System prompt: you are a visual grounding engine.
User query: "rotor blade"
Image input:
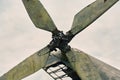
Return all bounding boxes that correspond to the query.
[68,0,119,36]
[0,46,50,80]
[65,48,102,80]
[64,48,120,80]
[22,0,58,33]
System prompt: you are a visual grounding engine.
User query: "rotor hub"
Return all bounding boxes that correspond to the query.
[48,31,71,53]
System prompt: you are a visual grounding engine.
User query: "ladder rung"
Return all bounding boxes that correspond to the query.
[44,62,73,80]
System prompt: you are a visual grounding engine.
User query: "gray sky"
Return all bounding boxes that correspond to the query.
[0,0,120,80]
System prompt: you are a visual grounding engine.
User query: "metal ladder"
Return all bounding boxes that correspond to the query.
[44,62,81,80]
[45,63,69,80]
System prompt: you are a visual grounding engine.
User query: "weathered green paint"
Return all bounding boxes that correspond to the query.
[1,48,120,80]
[0,46,50,80]
[45,49,120,80]
[45,50,120,80]
[61,48,120,80]
[65,49,102,80]
[22,0,57,32]
[0,0,119,80]
[70,0,119,36]
[90,55,120,80]
[0,76,6,80]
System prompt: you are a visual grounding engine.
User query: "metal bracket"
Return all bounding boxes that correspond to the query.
[48,31,71,53]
